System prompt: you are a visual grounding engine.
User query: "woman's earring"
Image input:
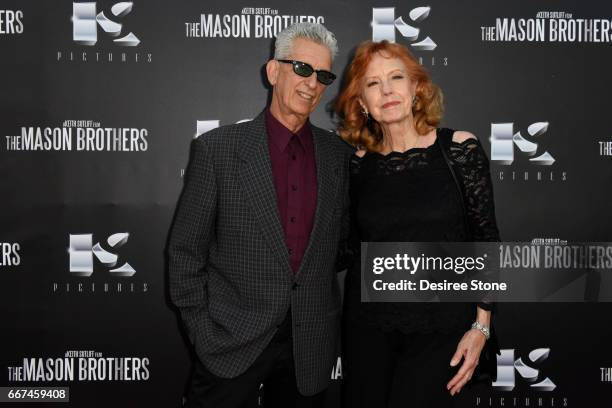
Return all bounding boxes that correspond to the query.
[361,108,369,119]
[412,96,419,108]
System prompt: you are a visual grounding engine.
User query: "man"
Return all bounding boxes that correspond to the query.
[168,22,351,407]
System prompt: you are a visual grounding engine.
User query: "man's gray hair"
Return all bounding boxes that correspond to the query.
[274,22,339,61]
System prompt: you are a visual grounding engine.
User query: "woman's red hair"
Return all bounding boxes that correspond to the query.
[334,41,444,151]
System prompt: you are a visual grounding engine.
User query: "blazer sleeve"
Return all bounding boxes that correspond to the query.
[167,136,217,341]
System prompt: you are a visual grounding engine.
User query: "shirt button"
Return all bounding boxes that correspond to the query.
[290,217,296,223]
[292,155,297,160]
[291,185,297,191]
[288,248,293,254]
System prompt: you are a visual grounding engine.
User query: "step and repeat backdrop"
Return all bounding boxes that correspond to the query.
[1,0,612,406]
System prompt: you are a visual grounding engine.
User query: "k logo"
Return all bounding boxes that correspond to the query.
[491,122,555,165]
[68,233,135,276]
[371,7,437,50]
[492,348,556,391]
[72,2,140,46]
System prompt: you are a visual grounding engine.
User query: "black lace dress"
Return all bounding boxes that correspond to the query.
[343,128,500,334]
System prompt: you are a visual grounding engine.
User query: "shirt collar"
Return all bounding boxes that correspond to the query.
[265,108,313,152]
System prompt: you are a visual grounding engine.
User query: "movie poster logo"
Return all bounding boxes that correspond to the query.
[0,9,23,35]
[481,10,612,44]
[6,351,150,382]
[0,242,21,267]
[3,120,149,153]
[475,347,569,407]
[52,232,148,295]
[56,2,151,63]
[492,348,556,391]
[371,6,447,68]
[185,7,325,39]
[69,233,135,277]
[489,122,567,182]
[73,2,139,46]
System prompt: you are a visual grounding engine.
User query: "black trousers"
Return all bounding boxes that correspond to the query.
[185,311,327,408]
[342,321,463,408]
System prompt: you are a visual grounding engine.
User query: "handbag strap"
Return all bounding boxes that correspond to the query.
[435,128,472,239]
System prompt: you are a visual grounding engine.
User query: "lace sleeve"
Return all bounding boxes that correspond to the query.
[450,139,500,312]
[450,139,501,242]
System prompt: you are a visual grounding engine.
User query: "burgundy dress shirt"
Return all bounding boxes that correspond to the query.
[265,109,318,273]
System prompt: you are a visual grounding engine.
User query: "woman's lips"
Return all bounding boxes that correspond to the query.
[382,101,400,109]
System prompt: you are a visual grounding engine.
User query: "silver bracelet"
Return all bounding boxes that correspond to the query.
[471,322,490,340]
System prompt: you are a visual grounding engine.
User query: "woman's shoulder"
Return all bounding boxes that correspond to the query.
[450,130,477,144]
[440,129,481,151]
[444,129,489,166]
[434,128,478,146]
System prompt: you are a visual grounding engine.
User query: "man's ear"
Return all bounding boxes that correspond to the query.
[266,60,279,86]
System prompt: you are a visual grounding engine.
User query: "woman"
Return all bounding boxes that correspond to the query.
[334,40,500,407]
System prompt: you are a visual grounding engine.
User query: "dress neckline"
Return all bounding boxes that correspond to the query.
[370,141,437,158]
[374,128,439,158]
[350,129,440,161]
[351,129,479,161]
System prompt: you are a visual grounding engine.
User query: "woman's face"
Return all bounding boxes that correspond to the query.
[359,54,417,126]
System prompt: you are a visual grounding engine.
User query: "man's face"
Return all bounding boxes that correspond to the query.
[267,38,332,126]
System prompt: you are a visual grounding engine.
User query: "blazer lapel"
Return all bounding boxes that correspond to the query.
[295,126,339,278]
[237,112,291,273]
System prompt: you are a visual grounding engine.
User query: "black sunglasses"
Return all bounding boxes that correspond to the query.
[277,59,336,85]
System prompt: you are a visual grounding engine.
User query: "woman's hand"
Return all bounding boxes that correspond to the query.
[446,328,486,396]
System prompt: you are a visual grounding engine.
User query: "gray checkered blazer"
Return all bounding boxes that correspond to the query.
[168,110,353,395]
